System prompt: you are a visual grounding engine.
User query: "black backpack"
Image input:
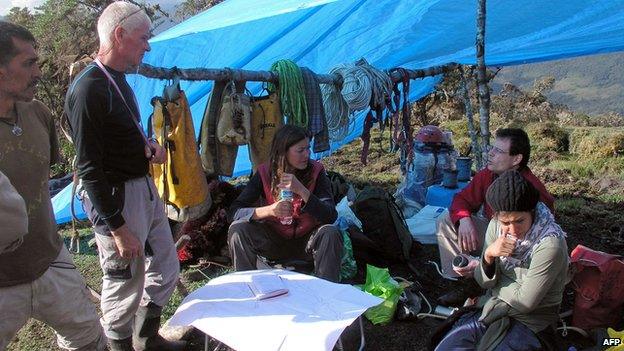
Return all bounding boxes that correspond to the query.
[351,186,414,264]
[326,170,350,203]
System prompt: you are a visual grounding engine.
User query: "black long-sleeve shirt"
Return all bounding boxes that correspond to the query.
[229,170,337,225]
[64,63,148,231]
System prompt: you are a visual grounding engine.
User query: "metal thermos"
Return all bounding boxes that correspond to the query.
[434,305,458,317]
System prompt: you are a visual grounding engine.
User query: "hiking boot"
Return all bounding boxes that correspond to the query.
[437,278,484,308]
[108,337,133,351]
[133,303,187,351]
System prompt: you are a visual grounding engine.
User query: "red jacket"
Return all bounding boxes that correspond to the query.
[449,167,555,224]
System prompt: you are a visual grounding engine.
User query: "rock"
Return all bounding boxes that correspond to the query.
[160,319,195,341]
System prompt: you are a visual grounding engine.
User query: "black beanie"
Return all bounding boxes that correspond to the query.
[486,170,540,212]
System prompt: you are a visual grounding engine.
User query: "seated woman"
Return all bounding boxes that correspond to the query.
[435,170,568,351]
[228,125,342,282]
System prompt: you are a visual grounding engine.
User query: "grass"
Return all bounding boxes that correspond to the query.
[8,122,624,350]
[555,197,587,215]
[7,226,218,351]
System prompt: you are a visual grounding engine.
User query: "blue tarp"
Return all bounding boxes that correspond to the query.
[54,0,624,224]
[52,181,86,224]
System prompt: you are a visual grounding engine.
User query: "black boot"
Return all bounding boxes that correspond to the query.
[437,278,484,308]
[108,337,133,351]
[133,303,187,351]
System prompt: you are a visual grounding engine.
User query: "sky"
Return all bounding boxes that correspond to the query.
[0,0,44,16]
[0,0,178,17]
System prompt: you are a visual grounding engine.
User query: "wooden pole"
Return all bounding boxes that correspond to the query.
[476,0,491,167]
[459,65,482,168]
[136,62,459,85]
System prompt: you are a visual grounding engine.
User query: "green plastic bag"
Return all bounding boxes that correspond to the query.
[361,264,404,325]
[340,230,357,281]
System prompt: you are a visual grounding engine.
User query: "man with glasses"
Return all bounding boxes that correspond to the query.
[64,2,183,350]
[435,128,554,306]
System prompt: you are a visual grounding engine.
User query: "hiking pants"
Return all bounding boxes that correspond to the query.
[436,210,489,278]
[435,311,542,351]
[228,221,343,282]
[85,177,179,340]
[0,245,106,350]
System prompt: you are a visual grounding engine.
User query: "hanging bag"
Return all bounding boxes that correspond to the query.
[199,81,240,177]
[249,91,283,172]
[151,88,211,222]
[217,81,252,145]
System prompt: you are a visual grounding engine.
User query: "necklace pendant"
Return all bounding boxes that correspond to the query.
[12,124,23,136]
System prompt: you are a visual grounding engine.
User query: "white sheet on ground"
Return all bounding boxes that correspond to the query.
[169,269,383,351]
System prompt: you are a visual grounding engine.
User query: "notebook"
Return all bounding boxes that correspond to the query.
[249,272,289,300]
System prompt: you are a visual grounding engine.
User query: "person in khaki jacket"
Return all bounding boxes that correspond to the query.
[434,170,567,350]
[0,21,105,350]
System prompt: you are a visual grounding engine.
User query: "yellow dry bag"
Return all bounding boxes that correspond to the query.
[151,90,211,222]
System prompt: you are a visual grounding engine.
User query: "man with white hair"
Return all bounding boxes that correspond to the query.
[64,2,183,350]
[0,21,105,350]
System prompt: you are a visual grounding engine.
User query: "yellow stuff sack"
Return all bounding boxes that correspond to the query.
[151,91,211,222]
[250,92,283,172]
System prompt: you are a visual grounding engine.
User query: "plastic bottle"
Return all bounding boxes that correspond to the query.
[279,189,293,225]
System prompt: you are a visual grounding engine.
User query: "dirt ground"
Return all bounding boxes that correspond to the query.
[9,190,622,351]
[177,193,623,351]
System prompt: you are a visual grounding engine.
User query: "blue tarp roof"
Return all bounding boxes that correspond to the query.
[54,0,624,224]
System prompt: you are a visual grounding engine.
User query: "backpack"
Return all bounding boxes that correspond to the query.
[249,92,283,172]
[570,245,624,329]
[216,81,252,145]
[150,89,212,222]
[198,80,239,177]
[351,186,414,264]
[326,171,351,204]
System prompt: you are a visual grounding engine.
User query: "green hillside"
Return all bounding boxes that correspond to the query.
[495,51,624,116]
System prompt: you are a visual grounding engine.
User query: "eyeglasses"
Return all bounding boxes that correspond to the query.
[118,8,145,27]
[486,144,509,155]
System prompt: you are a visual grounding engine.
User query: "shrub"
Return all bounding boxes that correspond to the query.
[525,122,569,153]
[569,128,624,158]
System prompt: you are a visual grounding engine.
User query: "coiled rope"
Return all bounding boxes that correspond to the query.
[268,59,308,127]
[321,69,350,141]
[355,58,393,111]
[322,59,393,141]
[333,62,372,113]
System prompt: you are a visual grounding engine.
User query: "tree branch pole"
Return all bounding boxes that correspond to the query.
[459,66,482,168]
[136,62,460,86]
[476,0,491,168]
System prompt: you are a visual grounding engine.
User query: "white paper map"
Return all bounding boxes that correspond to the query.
[249,271,289,300]
[169,269,383,351]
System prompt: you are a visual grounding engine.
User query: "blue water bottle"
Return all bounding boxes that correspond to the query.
[279,189,293,225]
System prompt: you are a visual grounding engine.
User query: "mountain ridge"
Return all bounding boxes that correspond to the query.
[495,51,624,116]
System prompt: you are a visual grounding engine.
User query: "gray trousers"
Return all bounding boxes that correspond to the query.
[85,177,179,340]
[436,210,489,278]
[228,221,343,282]
[0,245,105,350]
